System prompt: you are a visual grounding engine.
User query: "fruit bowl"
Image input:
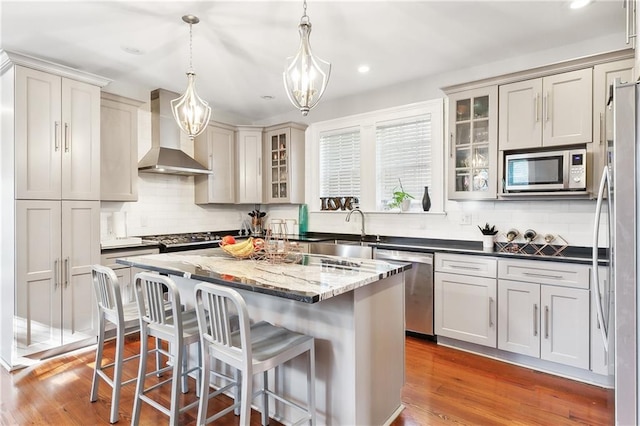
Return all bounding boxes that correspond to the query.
[220,237,256,259]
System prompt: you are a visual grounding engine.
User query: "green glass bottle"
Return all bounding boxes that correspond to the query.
[298,204,308,235]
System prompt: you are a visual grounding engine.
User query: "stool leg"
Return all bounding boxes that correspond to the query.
[196,342,210,426]
[233,369,241,416]
[195,341,202,398]
[239,368,253,426]
[132,325,149,426]
[180,344,189,394]
[90,312,105,403]
[155,337,163,377]
[308,346,316,425]
[261,371,269,426]
[169,341,182,426]
[109,321,125,423]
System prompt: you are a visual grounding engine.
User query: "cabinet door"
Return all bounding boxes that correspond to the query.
[15,66,62,200]
[540,285,589,369]
[435,272,497,347]
[591,59,634,196]
[236,129,263,204]
[498,78,543,150]
[448,86,498,200]
[15,200,62,356]
[543,68,593,147]
[100,93,140,201]
[194,124,236,204]
[61,201,100,344]
[61,78,100,200]
[497,280,540,357]
[265,128,291,203]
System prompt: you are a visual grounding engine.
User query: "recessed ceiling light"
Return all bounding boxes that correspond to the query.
[570,0,592,9]
[121,45,145,55]
[261,95,275,100]
[358,65,370,74]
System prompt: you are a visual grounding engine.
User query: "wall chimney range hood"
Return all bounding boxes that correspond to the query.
[138,88,212,175]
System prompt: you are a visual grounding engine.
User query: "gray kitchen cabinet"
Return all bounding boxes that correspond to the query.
[236,126,264,204]
[100,247,160,304]
[447,86,498,200]
[263,123,307,204]
[590,58,634,195]
[434,253,497,347]
[15,200,100,357]
[497,259,590,369]
[15,65,101,201]
[194,121,237,204]
[100,92,143,201]
[498,68,593,151]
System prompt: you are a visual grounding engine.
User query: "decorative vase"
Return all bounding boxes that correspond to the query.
[482,235,495,252]
[422,186,431,212]
[401,199,411,212]
[298,204,308,235]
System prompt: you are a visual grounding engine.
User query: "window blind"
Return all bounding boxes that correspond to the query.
[319,128,361,198]
[376,115,431,209]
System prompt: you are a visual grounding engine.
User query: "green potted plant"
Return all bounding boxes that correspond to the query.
[478,222,498,252]
[388,178,414,211]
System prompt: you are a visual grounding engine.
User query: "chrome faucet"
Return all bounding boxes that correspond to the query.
[346,207,366,239]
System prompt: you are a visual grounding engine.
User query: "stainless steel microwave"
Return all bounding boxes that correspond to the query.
[504,148,587,192]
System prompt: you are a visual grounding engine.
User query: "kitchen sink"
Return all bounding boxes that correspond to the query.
[309,241,373,259]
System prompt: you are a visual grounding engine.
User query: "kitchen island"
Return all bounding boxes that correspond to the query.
[117,248,410,425]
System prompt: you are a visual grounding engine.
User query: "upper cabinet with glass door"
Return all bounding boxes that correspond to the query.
[447,86,498,200]
[263,122,307,204]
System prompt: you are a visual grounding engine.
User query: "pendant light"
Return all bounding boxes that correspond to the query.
[171,15,211,140]
[283,0,331,116]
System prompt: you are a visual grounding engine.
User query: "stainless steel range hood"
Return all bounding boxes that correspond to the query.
[138,88,212,175]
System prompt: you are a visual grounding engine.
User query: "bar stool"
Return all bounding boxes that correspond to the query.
[90,264,165,424]
[194,281,316,426]
[131,272,202,426]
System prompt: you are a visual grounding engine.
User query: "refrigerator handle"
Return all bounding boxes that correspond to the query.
[592,165,609,350]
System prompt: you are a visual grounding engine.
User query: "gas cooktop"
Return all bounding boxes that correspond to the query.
[142,232,223,251]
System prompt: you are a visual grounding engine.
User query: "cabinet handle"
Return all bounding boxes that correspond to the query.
[208,153,213,169]
[54,258,59,290]
[533,304,538,336]
[489,297,494,328]
[599,113,605,145]
[64,122,70,152]
[534,94,539,122]
[449,264,481,271]
[544,305,550,339]
[64,257,69,288]
[54,121,60,151]
[449,133,454,158]
[522,271,563,280]
[544,92,550,122]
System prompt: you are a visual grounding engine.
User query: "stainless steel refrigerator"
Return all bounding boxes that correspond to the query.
[593,79,639,425]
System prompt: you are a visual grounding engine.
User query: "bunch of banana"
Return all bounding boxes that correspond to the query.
[221,237,255,258]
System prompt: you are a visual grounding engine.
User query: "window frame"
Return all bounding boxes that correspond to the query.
[307,99,444,213]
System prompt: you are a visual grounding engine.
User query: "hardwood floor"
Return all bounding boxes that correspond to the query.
[0,335,613,425]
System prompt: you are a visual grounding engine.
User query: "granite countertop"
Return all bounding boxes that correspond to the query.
[117,248,411,303]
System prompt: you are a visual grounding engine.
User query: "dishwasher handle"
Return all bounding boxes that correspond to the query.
[374,249,433,264]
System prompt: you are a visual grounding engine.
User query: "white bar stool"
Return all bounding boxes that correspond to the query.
[90,264,166,424]
[131,272,202,426]
[194,281,316,426]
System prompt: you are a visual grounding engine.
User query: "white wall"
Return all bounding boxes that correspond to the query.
[102,32,620,248]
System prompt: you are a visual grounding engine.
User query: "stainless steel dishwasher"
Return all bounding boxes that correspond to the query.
[374,248,434,337]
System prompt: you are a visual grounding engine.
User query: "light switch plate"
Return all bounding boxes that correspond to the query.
[460,213,472,225]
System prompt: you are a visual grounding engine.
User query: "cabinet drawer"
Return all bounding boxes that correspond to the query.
[498,259,589,290]
[100,247,159,269]
[435,253,497,278]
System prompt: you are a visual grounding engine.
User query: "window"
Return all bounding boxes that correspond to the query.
[376,115,431,210]
[319,128,361,199]
[310,99,443,213]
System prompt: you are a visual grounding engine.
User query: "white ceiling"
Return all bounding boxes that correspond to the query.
[0,0,627,122]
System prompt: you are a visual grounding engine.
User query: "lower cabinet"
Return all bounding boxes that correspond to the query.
[498,279,590,369]
[497,259,590,369]
[16,200,100,356]
[434,253,497,347]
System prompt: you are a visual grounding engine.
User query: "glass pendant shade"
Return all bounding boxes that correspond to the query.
[171,72,211,140]
[283,15,331,116]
